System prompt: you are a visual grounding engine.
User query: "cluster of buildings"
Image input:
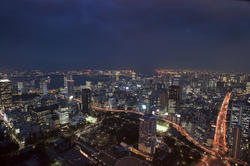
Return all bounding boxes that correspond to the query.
[0,69,250,163]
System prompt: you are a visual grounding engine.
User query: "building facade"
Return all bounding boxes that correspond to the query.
[138,113,157,156]
[0,79,12,108]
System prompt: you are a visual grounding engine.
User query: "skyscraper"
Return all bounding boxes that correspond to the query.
[40,81,48,95]
[138,113,156,156]
[0,79,12,108]
[17,82,24,95]
[246,82,250,94]
[232,125,242,159]
[67,80,74,97]
[230,102,250,139]
[168,85,180,114]
[248,120,250,163]
[159,89,168,113]
[64,74,72,88]
[82,88,91,113]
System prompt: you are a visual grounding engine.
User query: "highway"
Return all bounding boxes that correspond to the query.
[74,97,247,165]
[213,92,231,155]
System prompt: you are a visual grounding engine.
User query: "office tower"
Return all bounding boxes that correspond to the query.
[0,79,12,108]
[230,102,250,138]
[232,125,242,159]
[82,88,91,113]
[138,113,156,156]
[64,76,67,88]
[40,81,48,95]
[168,85,180,114]
[57,107,69,125]
[17,82,24,95]
[159,89,168,113]
[216,81,225,93]
[172,74,181,86]
[248,120,250,163]
[64,74,73,88]
[169,85,180,101]
[67,80,74,97]
[246,82,250,94]
[132,72,136,80]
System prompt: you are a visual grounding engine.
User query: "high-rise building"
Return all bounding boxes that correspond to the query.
[159,89,168,113]
[248,120,250,163]
[230,102,250,139]
[40,81,48,95]
[246,82,250,94]
[168,85,180,101]
[0,79,12,108]
[168,85,180,114]
[82,88,91,113]
[67,80,74,97]
[57,107,69,125]
[138,113,156,156]
[64,74,72,88]
[132,72,136,80]
[17,82,24,95]
[216,81,225,93]
[172,74,181,86]
[232,125,242,159]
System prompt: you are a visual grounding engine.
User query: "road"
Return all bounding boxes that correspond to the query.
[89,102,247,165]
[213,92,231,155]
[73,96,247,165]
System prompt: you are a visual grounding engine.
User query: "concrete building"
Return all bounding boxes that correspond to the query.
[138,113,156,156]
[82,88,91,113]
[67,80,74,97]
[57,107,69,125]
[232,125,242,159]
[0,79,12,108]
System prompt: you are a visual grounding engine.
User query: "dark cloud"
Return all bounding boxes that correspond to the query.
[0,0,250,72]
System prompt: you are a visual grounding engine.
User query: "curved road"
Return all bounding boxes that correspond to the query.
[74,98,247,165]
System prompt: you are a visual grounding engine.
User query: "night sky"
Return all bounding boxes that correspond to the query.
[1,0,250,72]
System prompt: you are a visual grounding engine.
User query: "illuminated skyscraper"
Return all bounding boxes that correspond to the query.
[168,85,180,114]
[40,81,48,95]
[248,121,250,163]
[67,80,74,97]
[82,88,91,113]
[64,74,72,88]
[159,89,168,113]
[246,82,250,94]
[138,113,156,156]
[17,82,24,95]
[132,72,136,80]
[232,125,242,159]
[230,101,250,139]
[0,79,12,108]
